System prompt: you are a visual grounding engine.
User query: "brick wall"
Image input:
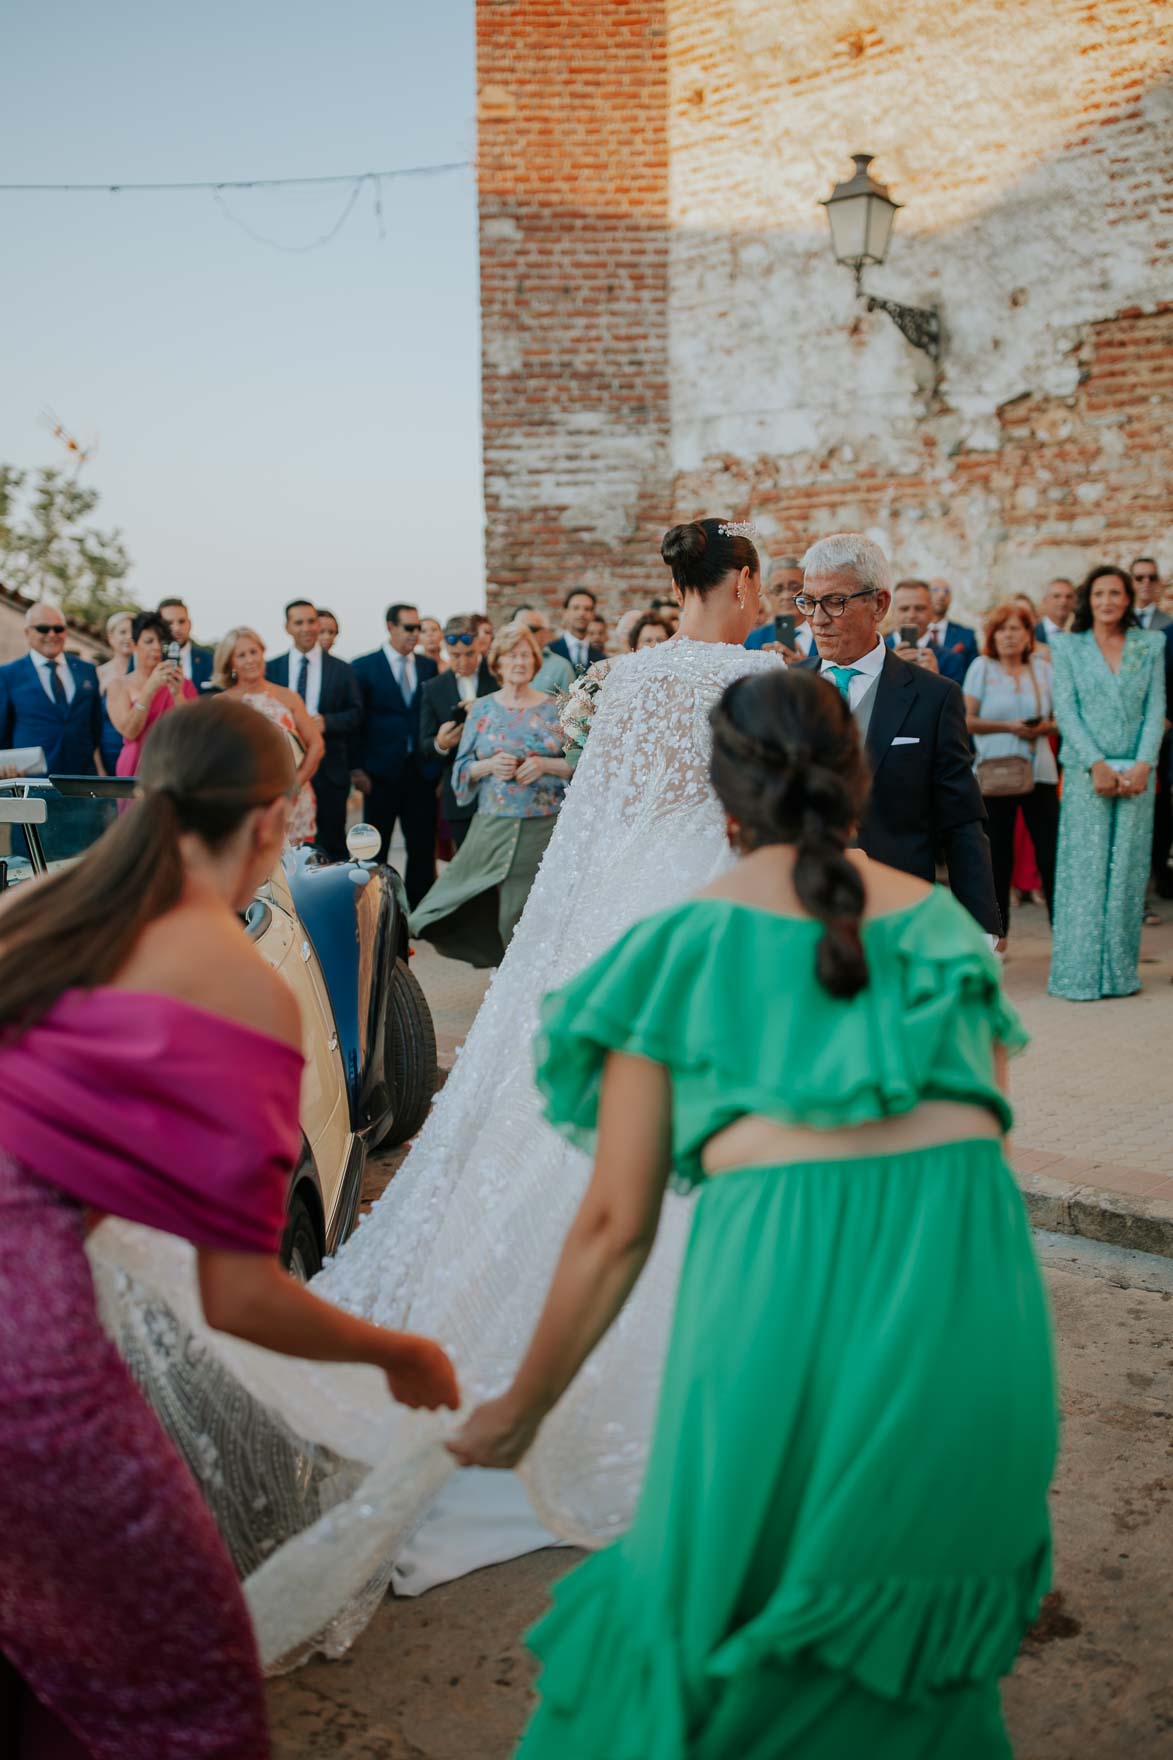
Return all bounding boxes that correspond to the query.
[477,0,672,625]
[478,0,1173,621]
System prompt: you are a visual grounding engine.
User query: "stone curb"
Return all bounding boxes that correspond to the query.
[1019,1170,1173,1261]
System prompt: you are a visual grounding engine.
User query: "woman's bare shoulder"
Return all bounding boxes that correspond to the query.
[857,858,932,918]
[265,680,302,714]
[113,904,302,1050]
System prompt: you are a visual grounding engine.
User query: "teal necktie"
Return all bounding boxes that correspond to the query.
[826,666,860,702]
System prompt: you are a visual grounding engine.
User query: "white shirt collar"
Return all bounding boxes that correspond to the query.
[1043,617,1064,639]
[456,671,479,701]
[288,645,322,676]
[821,636,886,680]
[31,649,62,672]
[563,630,587,656]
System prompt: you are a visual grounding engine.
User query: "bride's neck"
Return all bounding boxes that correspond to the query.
[678,591,743,646]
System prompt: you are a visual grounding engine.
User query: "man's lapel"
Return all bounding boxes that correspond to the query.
[865,652,917,777]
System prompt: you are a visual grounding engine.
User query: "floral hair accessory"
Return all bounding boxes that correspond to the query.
[718,520,758,541]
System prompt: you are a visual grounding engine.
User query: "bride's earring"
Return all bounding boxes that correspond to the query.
[725,814,742,850]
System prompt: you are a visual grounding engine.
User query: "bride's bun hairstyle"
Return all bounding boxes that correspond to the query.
[0,698,295,1032]
[661,519,759,596]
[709,669,871,999]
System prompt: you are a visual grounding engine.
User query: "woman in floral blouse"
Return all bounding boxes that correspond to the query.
[409,625,572,967]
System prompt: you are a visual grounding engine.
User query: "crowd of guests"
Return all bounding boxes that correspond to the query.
[1,550,1168,1003]
[0,519,1167,1756]
[742,550,1171,1001]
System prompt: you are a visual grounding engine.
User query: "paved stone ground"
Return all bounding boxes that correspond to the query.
[270,897,1173,1757]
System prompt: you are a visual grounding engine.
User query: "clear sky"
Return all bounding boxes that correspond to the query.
[1,0,482,658]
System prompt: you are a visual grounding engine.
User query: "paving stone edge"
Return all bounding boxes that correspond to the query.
[1019,1172,1173,1261]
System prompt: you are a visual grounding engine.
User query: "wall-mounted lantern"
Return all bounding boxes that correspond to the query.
[821,154,941,362]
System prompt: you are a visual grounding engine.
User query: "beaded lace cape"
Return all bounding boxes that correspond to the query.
[89,636,783,1670]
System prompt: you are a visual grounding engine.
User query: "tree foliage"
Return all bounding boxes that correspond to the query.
[0,465,137,627]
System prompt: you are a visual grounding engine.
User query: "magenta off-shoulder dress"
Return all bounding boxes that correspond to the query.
[0,989,302,1760]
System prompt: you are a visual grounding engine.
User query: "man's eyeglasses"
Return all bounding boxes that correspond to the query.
[396,621,421,635]
[445,632,476,647]
[1133,572,1158,583]
[31,624,67,635]
[794,589,876,619]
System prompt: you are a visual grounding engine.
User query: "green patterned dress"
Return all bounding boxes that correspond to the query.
[1048,628,1166,1000]
[520,888,1057,1760]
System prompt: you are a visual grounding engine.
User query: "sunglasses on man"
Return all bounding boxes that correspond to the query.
[445,632,476,646]
[1133,571,1158,583]
[31,624,67,635]
[396,621,421,635]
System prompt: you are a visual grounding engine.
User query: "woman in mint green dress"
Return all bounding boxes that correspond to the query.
[451,667,1057,1759]
[1048,565,1167,1001]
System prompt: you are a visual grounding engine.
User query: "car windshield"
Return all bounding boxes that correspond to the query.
[0,780,133,887]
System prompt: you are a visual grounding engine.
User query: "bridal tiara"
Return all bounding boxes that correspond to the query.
[718,519,759,541]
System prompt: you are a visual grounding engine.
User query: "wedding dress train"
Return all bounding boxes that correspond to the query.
[90,636,781,1669]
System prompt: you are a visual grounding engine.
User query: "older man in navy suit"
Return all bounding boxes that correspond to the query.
[351,602,439,906]
[796,538,1000,938]
[0,602,102,774]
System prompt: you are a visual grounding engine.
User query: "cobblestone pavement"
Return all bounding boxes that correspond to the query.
[270,899,1173,1757]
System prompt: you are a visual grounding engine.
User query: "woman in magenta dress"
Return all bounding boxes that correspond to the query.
[0,698,457,1759]
[106,611,199,776]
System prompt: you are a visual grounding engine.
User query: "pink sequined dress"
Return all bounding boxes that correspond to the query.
[0,990,302,1759]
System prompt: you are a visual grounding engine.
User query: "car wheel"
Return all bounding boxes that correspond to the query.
[383,956,438,1147]
[283,1193,323,1284]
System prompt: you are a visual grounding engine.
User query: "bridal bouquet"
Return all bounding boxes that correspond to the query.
[559,658,613,761]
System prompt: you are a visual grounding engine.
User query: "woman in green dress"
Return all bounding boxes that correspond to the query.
[410,624,573,967]
[450,667,1057,1759]
[1048,565,1167,1001]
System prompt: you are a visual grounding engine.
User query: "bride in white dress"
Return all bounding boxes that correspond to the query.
[90,519,783,1669]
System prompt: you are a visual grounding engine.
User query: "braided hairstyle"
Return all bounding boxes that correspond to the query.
[709,669,871,998]
[661,519,759,596]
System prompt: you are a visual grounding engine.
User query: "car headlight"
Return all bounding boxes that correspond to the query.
[346,822,381,862]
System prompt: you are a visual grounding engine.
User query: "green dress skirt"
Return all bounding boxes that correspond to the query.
[410,812,558,968]
[520,891,1058,1758]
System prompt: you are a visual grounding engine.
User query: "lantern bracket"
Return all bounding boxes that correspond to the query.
[862,291,941,362]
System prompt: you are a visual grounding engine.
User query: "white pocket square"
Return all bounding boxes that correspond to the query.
[891,736,920,746]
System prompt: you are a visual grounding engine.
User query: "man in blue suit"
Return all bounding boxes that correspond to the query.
[158,596,215,692]
[266,599,363,862]
[548,589,607,675]
[928,580,981,676]
[886,579,975,685]
[0,602,102,774]
[351,602,439,907]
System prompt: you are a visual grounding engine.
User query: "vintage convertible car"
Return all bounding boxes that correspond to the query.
[0,778,437,1277]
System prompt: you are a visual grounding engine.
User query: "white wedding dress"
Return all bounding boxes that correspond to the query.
[90,636,781,1670]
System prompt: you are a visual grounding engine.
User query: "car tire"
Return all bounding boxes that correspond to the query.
[283,1193,323,1283]
[383,956,438,1147]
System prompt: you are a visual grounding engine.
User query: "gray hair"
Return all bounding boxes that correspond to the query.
[24,601,65,627]
[802,534,892,597]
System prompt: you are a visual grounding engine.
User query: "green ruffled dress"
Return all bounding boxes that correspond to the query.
[521,887,1057,1760]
